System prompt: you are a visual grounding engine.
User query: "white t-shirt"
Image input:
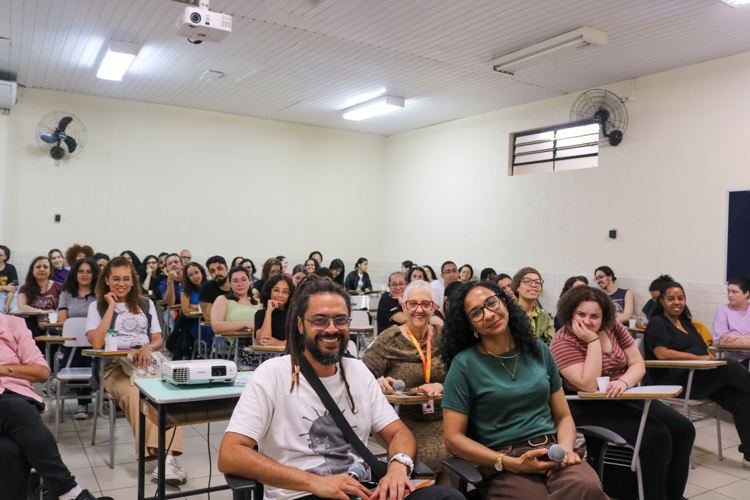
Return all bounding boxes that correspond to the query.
[225,355,399,500]
[431,280,445,308]
[357,272,364,291]
[85,300,160,349]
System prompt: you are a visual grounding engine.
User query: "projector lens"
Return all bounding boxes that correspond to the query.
[190,12,202,24]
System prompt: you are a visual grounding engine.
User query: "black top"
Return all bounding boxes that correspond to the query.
[254,308,287,341]
[644,314,708,383]
[376,292,402,335]
[198,280,229,305]
[252,279,266,293]
[143,273,165,300]
[344,271,371,292]
[0,263,18,288]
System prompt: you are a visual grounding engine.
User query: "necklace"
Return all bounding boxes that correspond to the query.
[483,345,519,381]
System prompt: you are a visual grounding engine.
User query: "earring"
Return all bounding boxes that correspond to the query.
[474,331,479,338]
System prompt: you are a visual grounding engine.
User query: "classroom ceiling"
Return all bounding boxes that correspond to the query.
[2,0,750,136]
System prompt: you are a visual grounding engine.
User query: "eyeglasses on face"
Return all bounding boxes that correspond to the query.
[271,288,290,296]
[404,300,435,312]
[595,275,606,282]
[467,294,505,322]
[389,281,407,288]
[303,316,351,330]
[444,269,458,275]
[521,277,544,287]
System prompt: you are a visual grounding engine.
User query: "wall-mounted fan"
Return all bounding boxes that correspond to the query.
[35,112,87,160]
[570,89,628,146]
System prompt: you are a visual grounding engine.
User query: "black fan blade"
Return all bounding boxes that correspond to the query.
[63,136,77,153]
[40,132,59,144]
[606,130,623,147]
[58,116,73,132]
[50,145,65,159]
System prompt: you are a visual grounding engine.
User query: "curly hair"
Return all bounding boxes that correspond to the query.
[651,282,691,322]
[63,258,100,295]
[259,274,295,309]
[261,258,282,281]
[284,275,356,412]
[120,251,142,274]
[440,281,540,369]
[555,285,616,331]
[96,257,142,316]
[65,244,94,267]
[182,262,207,297]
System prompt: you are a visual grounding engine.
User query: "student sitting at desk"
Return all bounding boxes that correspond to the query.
[211,266,259,360]
[712,276,750,361]
[198,256,231,320]
[160,253,184,307]
[139,255,162,299]
[255,274,294,347]
[182,262,213,350]
[18,256,63,336]
[252,258,282,300]
[0,244,18,314]
[86,257,188,485]
[49,248,69,284]
[344,257,371,293]
[645,281,750,468]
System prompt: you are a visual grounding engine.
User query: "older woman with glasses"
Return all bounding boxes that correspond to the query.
[511,267,554,345]
[441,281,607,500]
[376,272,408,334]
[363,280,448,480]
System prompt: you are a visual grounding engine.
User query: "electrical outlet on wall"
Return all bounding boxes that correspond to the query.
[54,214,61,223]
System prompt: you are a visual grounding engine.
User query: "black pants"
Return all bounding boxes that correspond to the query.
[569,399,695,500]
[298,484,463,500]
[59,346,93,405]
[684,358,750,459]
[0,391,78,500]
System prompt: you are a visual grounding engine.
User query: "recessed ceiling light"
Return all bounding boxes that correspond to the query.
[343,88,386,108]
[342,95,405,121]
[721,0,750,6]
[97,41,139,81]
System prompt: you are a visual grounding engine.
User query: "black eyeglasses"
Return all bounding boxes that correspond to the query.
[521,277,544,287]
[467,294,505,322]
[303,316,352,330]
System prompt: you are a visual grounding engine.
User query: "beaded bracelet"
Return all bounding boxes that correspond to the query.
[586,338,600,345]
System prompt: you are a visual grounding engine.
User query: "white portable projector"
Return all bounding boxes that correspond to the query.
[162,360,237,385]
[175,6,232,43]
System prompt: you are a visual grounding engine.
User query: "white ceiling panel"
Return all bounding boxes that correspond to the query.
[2,0,750,135]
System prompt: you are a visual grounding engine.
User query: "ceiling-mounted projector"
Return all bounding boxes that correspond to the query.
[175,5,232,43]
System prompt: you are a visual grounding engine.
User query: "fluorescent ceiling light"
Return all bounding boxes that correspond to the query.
[721,0,750,6]
[97,41,139,81]
[492,26,607,75]
[343,95,405,121]
[344,88,386,108]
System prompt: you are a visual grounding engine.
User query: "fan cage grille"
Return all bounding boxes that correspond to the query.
[35,111,87,160]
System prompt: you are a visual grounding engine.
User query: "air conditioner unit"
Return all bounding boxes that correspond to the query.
[0,81,17,109]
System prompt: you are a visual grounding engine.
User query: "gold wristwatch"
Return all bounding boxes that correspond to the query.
[494,453,506,472]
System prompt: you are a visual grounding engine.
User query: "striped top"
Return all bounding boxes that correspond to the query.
[550,322,635,392]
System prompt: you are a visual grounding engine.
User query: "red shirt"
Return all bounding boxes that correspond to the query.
[0,313,49,402]
[550,321,635,392]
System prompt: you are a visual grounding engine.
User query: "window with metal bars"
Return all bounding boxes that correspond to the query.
[511,122,599,175]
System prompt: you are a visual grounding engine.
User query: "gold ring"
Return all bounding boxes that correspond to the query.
[562,456,570,465]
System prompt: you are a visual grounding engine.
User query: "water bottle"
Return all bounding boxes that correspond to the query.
[105,329,118,352]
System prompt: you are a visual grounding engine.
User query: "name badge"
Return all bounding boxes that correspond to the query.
[422,399,434,414]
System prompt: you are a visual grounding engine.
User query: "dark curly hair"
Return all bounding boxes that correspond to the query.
[259,274,295,309]
[651,282,690,322]
[62,258,100,295]
[65,244,94,267]
[440,281,540,369]
[556,285,616,331]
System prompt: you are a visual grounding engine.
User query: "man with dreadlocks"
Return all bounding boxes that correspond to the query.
[219,275,462,500]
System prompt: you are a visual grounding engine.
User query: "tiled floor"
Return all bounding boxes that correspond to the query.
[38,396,750,500]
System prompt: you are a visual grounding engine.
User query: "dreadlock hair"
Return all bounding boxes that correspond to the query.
[284,274,357,413]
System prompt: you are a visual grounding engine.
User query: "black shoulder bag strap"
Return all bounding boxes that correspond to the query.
[297,354,388,481]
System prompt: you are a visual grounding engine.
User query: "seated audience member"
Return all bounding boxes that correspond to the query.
[57,258,99,420]
[0,244,18,314]
[432,261,457,309]
[407,266,427,283]
[240,258,259,286]
[595,266,634,325]
[401,260,414,275]
[494,273,515,300]
[181,262,213,350]
[160,253,184,307]
[345,257,372,293]
[291,264,306,286]
[424,265,438,285]
[713,276,750,361]
[363,280,448,479]
[230,256,245,269]
[49,248,69,283]
[276,255,290,277]
[308,250,323,266]
[219,276,461,500]
[480,268,497,282]
[198,256,230,320]
[637,274,674,329]
[377,272,407,334]
[436,281,463,322]
[314,267,333,279]
[329,258,345,287]
[252,258,282,300]
[65,244,94,267]
[440,281,608,500]
[645,281,750,467]
[211,266,259,356]
[94,253,110,270]
[86,257,188,484]
[553,276,589,330]
[139,254,162,298]
[304,258,320,276]
[18,256,63,336]
[180,249,192,267]
[120,251,142,276]
[511,267,554,345]
[0,313,98,500]
[458,264,474,284]
[255,275,295,347]
[551,286,693,500]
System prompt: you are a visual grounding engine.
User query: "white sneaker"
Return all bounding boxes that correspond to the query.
[74,404,88,420]
[152,456,188,486]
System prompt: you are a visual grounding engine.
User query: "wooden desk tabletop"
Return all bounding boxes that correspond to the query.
[167,305,181,310]
[39,322,64,327]
[645,360,727,368]
[34,336,75,342]
[215,331,254,337]
[243,345,285,353]
[387,393,443,403]
[578,385,683,399]
[711,344,750,351]
[350,327,374,332]
[82,349,140,356]
[9,311,48,316]
[627,327,645,333]
[184,312,204,318]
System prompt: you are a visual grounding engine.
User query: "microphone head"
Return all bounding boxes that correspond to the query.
[547,444,567,463]
[347,463,366,481]
[393,379,405,392]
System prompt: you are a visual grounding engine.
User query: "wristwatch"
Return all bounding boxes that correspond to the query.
[494,453,506,472]
[388,453,414,476]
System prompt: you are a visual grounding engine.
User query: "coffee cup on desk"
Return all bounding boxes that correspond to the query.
[628,318,636,328]
[48,312,58,323]
[596,377,610,393]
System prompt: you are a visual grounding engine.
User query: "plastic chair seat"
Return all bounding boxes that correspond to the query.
[57,367,93,381]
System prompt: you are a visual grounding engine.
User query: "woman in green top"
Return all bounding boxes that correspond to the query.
[210,266,259,358]
[512,267,554,345]
[440,281,608,500]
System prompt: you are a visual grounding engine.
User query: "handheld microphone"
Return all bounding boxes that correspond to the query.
[541,444,567,462]
[347,463,366,481]
[392,379,405,392]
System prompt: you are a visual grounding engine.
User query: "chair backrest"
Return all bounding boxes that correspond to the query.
[371,283,387,292]
[351,295,368,310]
[350,310,371,328]
[692,321,712,346]
[635,337,645,358]
[63,318,92,348]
